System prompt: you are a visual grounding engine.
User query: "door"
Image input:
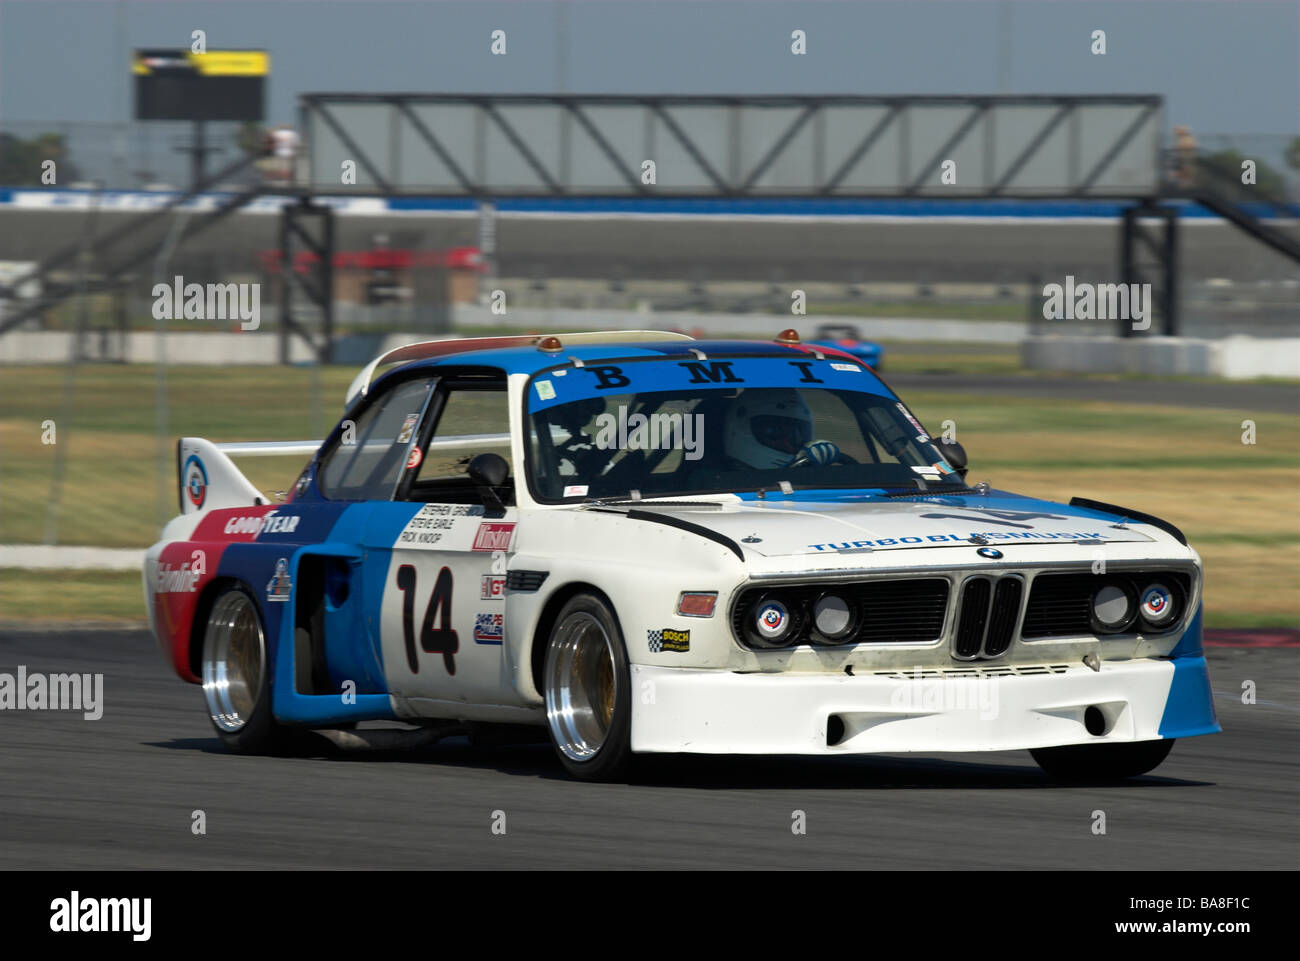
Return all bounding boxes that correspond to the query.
[370,377,518,709]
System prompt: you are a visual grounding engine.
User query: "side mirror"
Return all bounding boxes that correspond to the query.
[467,453,510,515]
[938,439,968,480]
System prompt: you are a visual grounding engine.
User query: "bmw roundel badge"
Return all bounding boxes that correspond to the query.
[976,547,1003,559]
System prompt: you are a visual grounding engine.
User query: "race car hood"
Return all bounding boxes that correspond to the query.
[612,489,1158,557]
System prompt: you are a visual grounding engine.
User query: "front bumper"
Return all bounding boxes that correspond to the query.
[630,656,1218,755]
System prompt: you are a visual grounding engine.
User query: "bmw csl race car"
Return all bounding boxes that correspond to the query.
[144,330,1217,782]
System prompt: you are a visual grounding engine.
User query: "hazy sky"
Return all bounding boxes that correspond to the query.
[0,0,1295,135]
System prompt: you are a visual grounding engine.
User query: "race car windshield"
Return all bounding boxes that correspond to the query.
[526,358,960,501]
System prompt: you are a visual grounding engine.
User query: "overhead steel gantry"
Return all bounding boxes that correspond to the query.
[295,92,1179,339]
[298,93,1164,198]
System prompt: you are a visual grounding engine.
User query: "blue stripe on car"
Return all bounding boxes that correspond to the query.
[1158,606,1220,738]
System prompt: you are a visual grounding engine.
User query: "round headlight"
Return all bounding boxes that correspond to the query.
[746,597,797,648]
[1091,581,1137,634]
[811,593,856,644]
[1139,582,1178,629]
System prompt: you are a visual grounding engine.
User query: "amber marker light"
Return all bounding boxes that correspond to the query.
[677,592,718,617]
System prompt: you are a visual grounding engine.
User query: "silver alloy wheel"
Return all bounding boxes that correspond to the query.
[545,611,617,762]
[202,590,267,733]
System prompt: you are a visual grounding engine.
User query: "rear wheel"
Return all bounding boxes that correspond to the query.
[200,584,285,754]
[1031,739,1175,782]
[542,593,633,782]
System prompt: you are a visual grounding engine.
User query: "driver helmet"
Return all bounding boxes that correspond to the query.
[724,388,814,469]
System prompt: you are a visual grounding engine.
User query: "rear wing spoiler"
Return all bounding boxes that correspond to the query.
[177,437,320,515]
[176,433,512,515]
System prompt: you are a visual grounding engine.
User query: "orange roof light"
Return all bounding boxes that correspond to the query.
[537,336,564,353]
[775,328,801,345]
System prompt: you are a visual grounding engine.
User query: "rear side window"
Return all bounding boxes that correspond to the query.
[319,377,434,500]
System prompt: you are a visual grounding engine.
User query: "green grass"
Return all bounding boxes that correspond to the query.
[0,569,145,622]
[0,365,354,549]
[903,391,1300,628]
[1,363,1296,629]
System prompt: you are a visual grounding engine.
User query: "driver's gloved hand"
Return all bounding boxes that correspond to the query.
[790,440,840,466]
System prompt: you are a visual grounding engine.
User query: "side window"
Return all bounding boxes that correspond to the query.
[408,386,512,502]
[319,377,434,501]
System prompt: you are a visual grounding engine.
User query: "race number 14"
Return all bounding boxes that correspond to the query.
[395,565,459,675]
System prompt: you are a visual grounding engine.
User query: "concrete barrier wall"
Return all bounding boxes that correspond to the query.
[0,331,318,365]
[450,305,1029,343]
[1022,335,1300,380]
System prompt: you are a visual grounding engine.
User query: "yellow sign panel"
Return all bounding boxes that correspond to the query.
[131,50,269,76]
[189,51,270,76]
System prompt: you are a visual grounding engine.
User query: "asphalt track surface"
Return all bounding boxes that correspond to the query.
[0,628,1294,870]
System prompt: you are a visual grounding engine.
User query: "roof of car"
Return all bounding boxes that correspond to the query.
[361,336,875,401]
[399,338,861,375]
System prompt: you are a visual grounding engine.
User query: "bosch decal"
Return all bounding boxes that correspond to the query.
[647,628,690,653]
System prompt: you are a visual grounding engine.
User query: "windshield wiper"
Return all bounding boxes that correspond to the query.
[881,482,984,498]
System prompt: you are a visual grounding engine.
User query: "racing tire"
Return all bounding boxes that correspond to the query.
[542,593,634,782]
[1030,738,1175,782]
[200,584,287,754]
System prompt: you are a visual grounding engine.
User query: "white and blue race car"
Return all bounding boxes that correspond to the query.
[144,330,1217,781]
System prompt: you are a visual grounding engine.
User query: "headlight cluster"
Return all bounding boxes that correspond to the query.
[741,591,859,649]
[1089,577,1183,635]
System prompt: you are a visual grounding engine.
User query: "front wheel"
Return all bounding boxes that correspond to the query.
[1030,739,1175,782]
[542,593,633,782]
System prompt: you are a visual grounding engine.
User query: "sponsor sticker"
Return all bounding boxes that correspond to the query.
[534,380,556,401]
[224,512,300,536]
[480,574,506,600]
[933,460,955,474]
[474,612,504,644]
[807,530,1109,551]
[911,465,941,477]
[405,446,423,470]
[895,402,930,442]
[266,557,292,602]
[156,561,201,593]
[830,362,860,372]
[472,522,516,552]
[563,484,589,497]
[647,628,690,653]
[396,412,420,445]
[183,454,208,509]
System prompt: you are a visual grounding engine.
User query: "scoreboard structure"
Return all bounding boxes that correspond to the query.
[132,49,268,122]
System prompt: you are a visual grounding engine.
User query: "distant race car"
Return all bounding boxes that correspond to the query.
[144,329,1216,782]
[806,324,883,369]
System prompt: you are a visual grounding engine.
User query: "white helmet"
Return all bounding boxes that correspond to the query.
[724,389,814,469]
